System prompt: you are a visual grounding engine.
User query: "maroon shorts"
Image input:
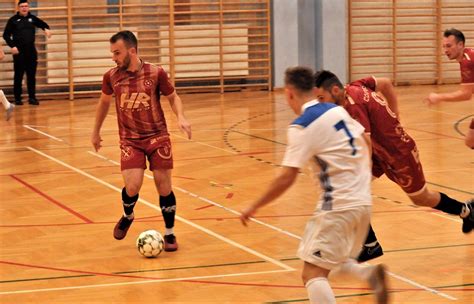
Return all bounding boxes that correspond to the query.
[372,146,426,195]
[120,135,173,171]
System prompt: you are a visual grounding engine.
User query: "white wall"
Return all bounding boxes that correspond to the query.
[272,0,299,87]
[317,0,348,83]
[272,0,348,87]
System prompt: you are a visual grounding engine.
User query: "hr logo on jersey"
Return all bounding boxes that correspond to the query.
[120,93,151,111]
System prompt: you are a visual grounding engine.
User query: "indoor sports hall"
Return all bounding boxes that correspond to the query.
[0,1,472,303]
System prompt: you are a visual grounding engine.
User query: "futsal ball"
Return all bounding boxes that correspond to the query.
[136,230,164,258]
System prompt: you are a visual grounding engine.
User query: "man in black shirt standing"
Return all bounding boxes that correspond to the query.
[3,0,51,105]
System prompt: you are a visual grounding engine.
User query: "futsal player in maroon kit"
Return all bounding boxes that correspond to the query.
[91,31,191,251]
[466,119,474,149]
[426,28,474,104]
[314,70,474,262]
[425,28,474,149]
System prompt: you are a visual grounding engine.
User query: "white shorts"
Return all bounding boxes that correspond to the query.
[297,206,371,270]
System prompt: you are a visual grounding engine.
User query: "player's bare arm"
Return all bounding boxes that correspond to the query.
[91,92,112,152]
[425,84,473,105]
[466,119,474,149]
[375,77,400,118]
[240,166,299,226]
[166,91,192,139]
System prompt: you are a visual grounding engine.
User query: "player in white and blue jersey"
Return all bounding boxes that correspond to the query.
[240,67,388,304]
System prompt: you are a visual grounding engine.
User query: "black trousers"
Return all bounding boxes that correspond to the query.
[13,47,38,102]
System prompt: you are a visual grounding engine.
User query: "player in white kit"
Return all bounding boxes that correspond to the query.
[240,67,388,304]
[0,44,14,121]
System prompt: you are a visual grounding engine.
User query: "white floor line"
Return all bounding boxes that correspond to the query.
[23,125,64,142]
[24,125,288,132]
[373,194,465,224]
[27,146,294,273]
[87,151,120,165]
[172,184,303,240]
[0,269,292,296]
[431,212,462,223]
[171,132,238,155]
[84,152,459,301]
[387,271,457,301]
[87,150,302,240]
[22,119,464,302]
[25,124,117,132]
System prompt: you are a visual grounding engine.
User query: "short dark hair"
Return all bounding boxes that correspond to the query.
[314,70,343,90]
[284,66,315,93]
[443,28,465,44]
[110,30,138,51]
[18,0,28,5]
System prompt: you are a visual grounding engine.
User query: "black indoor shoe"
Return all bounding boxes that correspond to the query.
[28,98,39,105]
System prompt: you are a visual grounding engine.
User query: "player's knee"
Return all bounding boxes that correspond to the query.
[125,184,141,197]
[301,262,328,285]
[301,270,322,285]
[157,183,172,196]
[301,271,312,285]
[154,171,172,195]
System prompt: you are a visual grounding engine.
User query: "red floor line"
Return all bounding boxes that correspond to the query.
[3,260,470,293]
[0,218,162,228]
[173,176,197,180]
[9,174,94,224]
[0,165,115,177]
[177,154,239,162]
[195,204,215,211]
[183,279,474,292]
[0,209,438,228]
[0,260,162,281]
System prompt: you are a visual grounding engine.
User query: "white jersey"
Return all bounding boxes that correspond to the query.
[282,100,371,211]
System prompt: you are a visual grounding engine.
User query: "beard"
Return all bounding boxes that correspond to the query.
[331,92,344,105]
[118,54,131,70]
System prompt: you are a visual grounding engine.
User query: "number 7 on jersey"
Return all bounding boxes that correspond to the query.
[334,120,356,155]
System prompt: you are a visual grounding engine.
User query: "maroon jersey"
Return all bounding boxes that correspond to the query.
[344,77,416,162]
[344,77,426,193]
[102,61,175,140]
[460,48,474,84]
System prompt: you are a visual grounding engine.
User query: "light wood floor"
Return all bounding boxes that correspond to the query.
[0,85,472,303]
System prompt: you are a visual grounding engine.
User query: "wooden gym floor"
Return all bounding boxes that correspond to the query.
[0,85,472,303]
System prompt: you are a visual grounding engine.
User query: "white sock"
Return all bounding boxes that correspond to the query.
[0,90,10,110]
[123,212,134,220]
[338,259,373,281]
[365,240,378,247]
[305,277,336,304]
[460,204,471,218]
[165,227,174,235]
